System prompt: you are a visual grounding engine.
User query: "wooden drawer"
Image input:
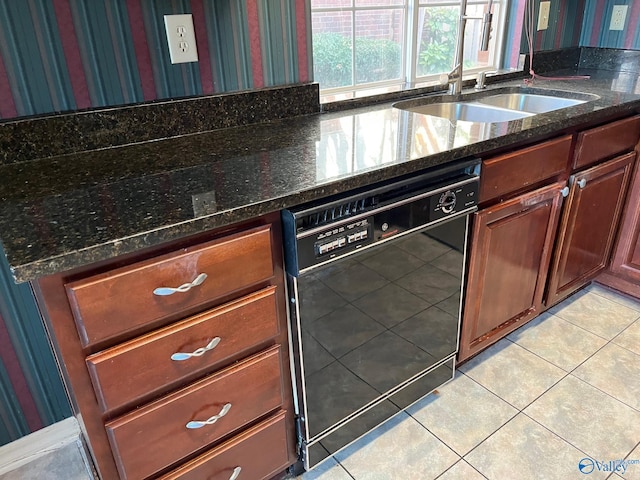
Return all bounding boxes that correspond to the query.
[573,115,640,169]
[480,135,572,203]
[160,411,290,480]
[105,345,283,480]
[66,225,274,347]
[86,286,280,414]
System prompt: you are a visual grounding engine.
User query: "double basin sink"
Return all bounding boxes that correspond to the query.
[394,86,600,123]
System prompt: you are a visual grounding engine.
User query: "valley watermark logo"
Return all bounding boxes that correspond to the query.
[578,457,640,475]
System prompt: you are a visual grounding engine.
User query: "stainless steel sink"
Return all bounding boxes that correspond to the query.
[399,101,533,123]
[393,87,600,123]
[475,93,587,113]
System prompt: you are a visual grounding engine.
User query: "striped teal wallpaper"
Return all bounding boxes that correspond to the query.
[581,0,640,49]
[0,0,311,119]
[503,0,585,68]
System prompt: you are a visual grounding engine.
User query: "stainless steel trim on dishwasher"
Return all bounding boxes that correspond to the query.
[282,158,480,470]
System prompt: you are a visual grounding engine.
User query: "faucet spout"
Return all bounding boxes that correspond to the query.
[445,0,493,96]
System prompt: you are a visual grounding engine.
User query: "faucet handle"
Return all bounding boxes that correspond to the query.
[439,73,451,85]
[474,71,497,90]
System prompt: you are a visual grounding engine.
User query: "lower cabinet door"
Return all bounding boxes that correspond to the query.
[105,346,283,479]
[159,411,290,480]
[599,155,640,298]
[546,152,636,306]
[459,182,565,362]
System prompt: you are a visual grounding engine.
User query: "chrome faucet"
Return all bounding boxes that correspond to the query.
[441,0,494,95]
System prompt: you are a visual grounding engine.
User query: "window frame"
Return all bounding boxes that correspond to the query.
[310,0,508,101]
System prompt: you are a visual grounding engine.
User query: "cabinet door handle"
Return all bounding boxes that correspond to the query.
[171,337,221,361]
[577,178,587,189]
[229,467,242,480]
[153,273,208,296]
[560,186,570,197]
[186,403,232,429]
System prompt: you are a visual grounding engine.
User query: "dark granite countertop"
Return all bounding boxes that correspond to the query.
[2,68,640,282]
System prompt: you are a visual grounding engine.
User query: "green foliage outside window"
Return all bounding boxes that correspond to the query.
[312,8,465,89]
[312,33,401,88]
[417,7,459,75]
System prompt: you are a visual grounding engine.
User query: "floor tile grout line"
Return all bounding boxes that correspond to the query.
[433,458,489,480]
[519,410,607,467]
[508,323,610,374]
[460,339,572,412]
[507,328,640,414]
[566,371,640,415]
[545,310,617,342]
[588,283,640,312]
[522,405,640,473]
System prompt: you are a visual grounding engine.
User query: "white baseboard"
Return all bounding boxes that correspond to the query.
[0,417,81,475]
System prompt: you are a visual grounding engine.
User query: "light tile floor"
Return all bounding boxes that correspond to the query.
[299,283,640,480]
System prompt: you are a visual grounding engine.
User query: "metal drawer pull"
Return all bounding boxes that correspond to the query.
[560,186,570,197]
[171,337,221,361]
[229,467,242,480]
[577,178,587,189]
[153,273,208,296]
[186,403,232,429]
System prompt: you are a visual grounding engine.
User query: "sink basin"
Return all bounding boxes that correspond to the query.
[476,93,587,113]
[393,87,600,123]
[399,102,533,123]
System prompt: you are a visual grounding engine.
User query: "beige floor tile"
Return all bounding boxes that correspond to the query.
[587,283,640,312]
[507,312,607,371]
[465,414,608,480]
[436,460,486,480]
[613,319,640,357]
[298,457,353,480]
[407,373,517,456]
[623,443,640,478]
[549,291,640,340]
[524,375,640,461]
[458,340,565,409]
[573,343,640,412]
[334,412,458,480]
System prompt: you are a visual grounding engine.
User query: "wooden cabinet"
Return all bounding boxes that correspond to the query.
[546,152,635,306]
[460,116,640,363]
[459,182,565,362]
[599,149,640,298]
[32,212,296,480]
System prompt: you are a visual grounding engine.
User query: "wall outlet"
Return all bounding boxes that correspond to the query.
[537,1,551,30]
[164,14,199,64]
[610,5,628,31]
[192,191,217,217]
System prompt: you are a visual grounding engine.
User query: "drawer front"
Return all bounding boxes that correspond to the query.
[573,115,640,169]
[66,225,274,347]
[480,135,572,203]
[105,345,283,480]
[160,411,290,480]
[87,287,280,414]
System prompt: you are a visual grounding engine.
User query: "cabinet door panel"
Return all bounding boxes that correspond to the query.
[599,155,640,297]
[546,152,635,306]
[459,183,564,362]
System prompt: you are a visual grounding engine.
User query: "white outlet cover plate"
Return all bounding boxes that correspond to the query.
[164,14,199,64]
[537,1,550,31]
[610,5,628,31]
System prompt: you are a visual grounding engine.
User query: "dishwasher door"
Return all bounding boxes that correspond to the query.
[288,215,469,469]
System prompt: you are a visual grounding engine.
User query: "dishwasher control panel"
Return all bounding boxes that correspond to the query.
[281,158,480,276]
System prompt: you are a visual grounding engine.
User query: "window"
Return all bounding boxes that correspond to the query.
[311,0,506,102]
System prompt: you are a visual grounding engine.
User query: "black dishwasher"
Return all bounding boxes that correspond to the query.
[282,158,480,470]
